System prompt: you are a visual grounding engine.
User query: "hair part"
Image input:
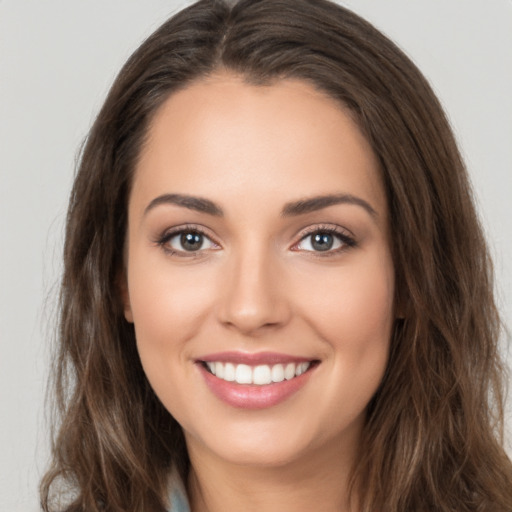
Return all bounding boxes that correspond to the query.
[41,1,512,511]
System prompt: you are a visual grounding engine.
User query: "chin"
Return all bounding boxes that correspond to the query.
[183,408,362,471]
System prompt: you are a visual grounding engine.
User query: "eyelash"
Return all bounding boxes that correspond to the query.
[292,225,357,256]
[155,224,217,257]
[155,224,357,257]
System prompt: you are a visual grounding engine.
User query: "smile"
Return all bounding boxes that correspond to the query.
[196,352,319,409]
[203,361,312,385]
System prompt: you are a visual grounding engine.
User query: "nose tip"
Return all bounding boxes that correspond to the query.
[216,255,290,335]
[220,299,284,335]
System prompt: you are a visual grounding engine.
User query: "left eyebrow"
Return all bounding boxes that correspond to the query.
[281,193,377,218]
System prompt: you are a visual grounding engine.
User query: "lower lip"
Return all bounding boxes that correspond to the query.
[198,363,315,409]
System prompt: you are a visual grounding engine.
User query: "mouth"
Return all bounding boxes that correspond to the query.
[196,352,320,409]
[201,360,315,385]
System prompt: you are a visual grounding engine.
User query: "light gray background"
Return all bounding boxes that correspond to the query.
[1,1,511,510]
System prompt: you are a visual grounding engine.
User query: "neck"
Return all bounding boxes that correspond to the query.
[186,435,360,512]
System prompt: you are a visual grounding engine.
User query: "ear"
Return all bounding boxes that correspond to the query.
[117,270,134,323]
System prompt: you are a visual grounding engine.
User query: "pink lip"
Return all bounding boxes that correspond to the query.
[196,356,318,410]
[197,351,313,365]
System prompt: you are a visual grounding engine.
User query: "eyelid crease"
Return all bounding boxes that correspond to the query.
[153,224,221,256]
[153,223,357,257]
[291,224,358,254]
[296,223,355,239]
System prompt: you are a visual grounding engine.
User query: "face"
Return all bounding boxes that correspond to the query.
[123,73,395,470]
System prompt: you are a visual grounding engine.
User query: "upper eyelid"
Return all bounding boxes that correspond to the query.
[156,226,220,258]
[294,223,355,240]
[291,224,357,252]
[160,224,216,240]
[155,224,221,250]
[155,223,355,250]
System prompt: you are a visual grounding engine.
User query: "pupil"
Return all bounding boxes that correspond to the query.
[181,232,203,251]
[312,233,333,251]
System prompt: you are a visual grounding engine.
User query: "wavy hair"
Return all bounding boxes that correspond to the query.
[41,0,512,510]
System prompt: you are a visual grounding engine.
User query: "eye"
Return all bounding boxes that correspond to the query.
[158,227,218,255]
[294,227,356,253]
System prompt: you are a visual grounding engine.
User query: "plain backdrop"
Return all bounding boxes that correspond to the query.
[1,1,511,510]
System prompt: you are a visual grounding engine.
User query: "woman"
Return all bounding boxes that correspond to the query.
[40,0,512,510]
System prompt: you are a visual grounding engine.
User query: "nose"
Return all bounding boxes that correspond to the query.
[216,245,291,336]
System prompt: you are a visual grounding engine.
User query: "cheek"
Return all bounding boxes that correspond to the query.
[126,257,219,413]
[299,258,394,429]
[297,256,395,347]
[127,256,216,347]
[294,252,394,401]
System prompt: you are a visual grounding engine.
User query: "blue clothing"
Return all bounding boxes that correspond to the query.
[167,473,191,512]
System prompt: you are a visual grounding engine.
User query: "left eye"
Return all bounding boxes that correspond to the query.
[164,230,216,253]
[295,231,350,252]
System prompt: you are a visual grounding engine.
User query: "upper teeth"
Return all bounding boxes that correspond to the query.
[205,362,311,385]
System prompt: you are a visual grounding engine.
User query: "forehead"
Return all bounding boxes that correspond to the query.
[132,73,386,221]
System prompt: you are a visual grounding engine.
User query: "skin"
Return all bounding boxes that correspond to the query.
[122,72,396,512]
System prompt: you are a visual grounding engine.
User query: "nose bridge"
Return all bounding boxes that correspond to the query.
[217,237,289,334]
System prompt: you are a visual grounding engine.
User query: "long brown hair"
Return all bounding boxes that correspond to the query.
[41,0,512,510]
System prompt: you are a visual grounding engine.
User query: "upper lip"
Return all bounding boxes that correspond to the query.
[196,351,316,366]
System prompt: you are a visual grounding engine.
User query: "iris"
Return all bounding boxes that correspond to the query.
[311,233,334,251]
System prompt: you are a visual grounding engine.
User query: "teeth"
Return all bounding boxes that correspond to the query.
[284,363,296,380]
[271,364,285,383]
[224,363,235,381]
[204,361,312,385]
[295,362,309,376]
[253,365,272,385]
[235,364,252,384]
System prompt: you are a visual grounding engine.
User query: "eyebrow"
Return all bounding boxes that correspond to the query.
[143,192,377,218]
[144,194,224,217]
[281,194,377,217]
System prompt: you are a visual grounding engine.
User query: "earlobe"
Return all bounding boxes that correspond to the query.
[395,304,406,321]
[117,271,134,323]
[124,301,134,324]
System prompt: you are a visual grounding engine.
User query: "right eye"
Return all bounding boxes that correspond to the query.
[158,228,218,255]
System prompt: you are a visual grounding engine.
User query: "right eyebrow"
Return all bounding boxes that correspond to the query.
[143,193,224,217]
